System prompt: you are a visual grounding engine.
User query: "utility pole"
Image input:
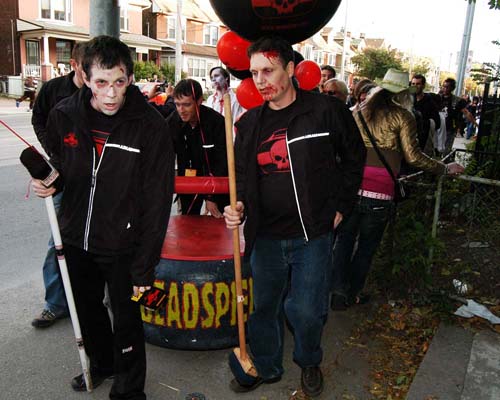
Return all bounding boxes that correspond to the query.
[90,0,120,38]
[456,0,475,96]
[340,0,348,81]
[175,0,183,84]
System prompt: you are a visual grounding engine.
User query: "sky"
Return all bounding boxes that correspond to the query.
[328,0,500,71]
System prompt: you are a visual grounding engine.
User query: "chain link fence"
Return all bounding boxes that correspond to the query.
[433,173,500,261]
[373,169,500,299]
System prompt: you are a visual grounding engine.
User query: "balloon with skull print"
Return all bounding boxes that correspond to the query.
[209,0,341,45]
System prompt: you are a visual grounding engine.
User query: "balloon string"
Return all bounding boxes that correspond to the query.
[0,119,39,151]
[24,178,32,200]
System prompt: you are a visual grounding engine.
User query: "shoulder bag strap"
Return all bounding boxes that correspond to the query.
[357,111,405,197]
[357,112,397,183]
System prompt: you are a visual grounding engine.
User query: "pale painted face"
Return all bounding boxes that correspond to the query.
[84,63,132,116]
[174,94,203,126]
[210,69,228,91]
[249,52,294,108]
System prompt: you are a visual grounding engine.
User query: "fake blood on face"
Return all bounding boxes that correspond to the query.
[262,51,280,63]
[260,85,278,101]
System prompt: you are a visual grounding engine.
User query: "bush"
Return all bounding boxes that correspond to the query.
[133,61,161,81]
[159,63,187,85]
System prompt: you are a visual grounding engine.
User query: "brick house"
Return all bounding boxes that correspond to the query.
[144,0,228,91]
[0,0,167,86]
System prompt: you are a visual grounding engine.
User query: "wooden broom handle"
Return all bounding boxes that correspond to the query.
[223,93,248,360]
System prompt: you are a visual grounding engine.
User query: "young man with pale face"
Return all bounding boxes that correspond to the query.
[30,35,174,398]
[223,36,366,398]
[206,66,245,123]
[85,64,133,116]
[250,51,295,108]
[210,67,229,91]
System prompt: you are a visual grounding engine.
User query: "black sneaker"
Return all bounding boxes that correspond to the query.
[31,309,57,328]
[330,294,348,311]
[229,376,281,393]
[301,366,324,398]
[71,370,113,392]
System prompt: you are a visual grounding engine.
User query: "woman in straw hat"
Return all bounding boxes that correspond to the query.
[330,68,464,310]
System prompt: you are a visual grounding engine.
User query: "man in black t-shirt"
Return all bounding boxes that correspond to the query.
[440,77,477,154]
[166,79,228,217]
[224,36,365,398]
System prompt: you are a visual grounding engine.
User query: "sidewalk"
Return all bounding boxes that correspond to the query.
[0,281,376,400]
[408,322,500,400]
[0,94,33,115]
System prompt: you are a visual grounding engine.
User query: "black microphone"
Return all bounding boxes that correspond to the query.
[20,146,59,188]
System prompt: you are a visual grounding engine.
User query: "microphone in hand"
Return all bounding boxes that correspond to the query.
[20,146,59,188]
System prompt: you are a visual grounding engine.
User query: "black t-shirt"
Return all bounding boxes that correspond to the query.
[441,95,466,131]
[414,93,440,136]
[86,103,115,157]
[256,101,303,239]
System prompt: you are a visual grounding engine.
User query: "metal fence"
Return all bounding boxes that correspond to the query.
[431,174,500,270]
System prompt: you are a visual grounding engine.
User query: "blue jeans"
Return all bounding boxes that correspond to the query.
[332,197,393,298]
[248,232,333,380]
[42,192,69,317]
[466,121,476,140]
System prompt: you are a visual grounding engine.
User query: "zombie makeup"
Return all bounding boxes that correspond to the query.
[85,64,132,116]
[211,69,228,91]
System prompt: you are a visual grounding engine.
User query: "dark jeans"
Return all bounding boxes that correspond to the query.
[17,91,36,109]
[43,192,69,317]
[332,197,393,298]
[64,245,146,400]
[248,232,333,380]
[444,128,456,155]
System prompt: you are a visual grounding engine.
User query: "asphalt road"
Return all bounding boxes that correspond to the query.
[0,100,373,400]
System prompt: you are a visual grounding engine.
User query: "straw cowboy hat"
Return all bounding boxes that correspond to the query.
[377,68,415,93]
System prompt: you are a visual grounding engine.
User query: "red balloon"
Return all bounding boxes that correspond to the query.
[294,60,321,91]
[236,78,264,110]
[216,31,251,71]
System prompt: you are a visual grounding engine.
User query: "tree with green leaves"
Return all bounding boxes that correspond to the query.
[467,0,500,10]
[351,48,403,80]
[133,61,161,81]
[470,40,500,84]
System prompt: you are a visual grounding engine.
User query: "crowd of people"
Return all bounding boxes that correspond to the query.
[26,34,470,399]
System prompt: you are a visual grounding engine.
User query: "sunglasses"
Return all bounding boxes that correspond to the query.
[325,90,337,96]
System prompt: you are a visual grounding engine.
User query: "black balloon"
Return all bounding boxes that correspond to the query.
[293,50,304,66]
[227,67,252,81]
[209,0,341,44]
